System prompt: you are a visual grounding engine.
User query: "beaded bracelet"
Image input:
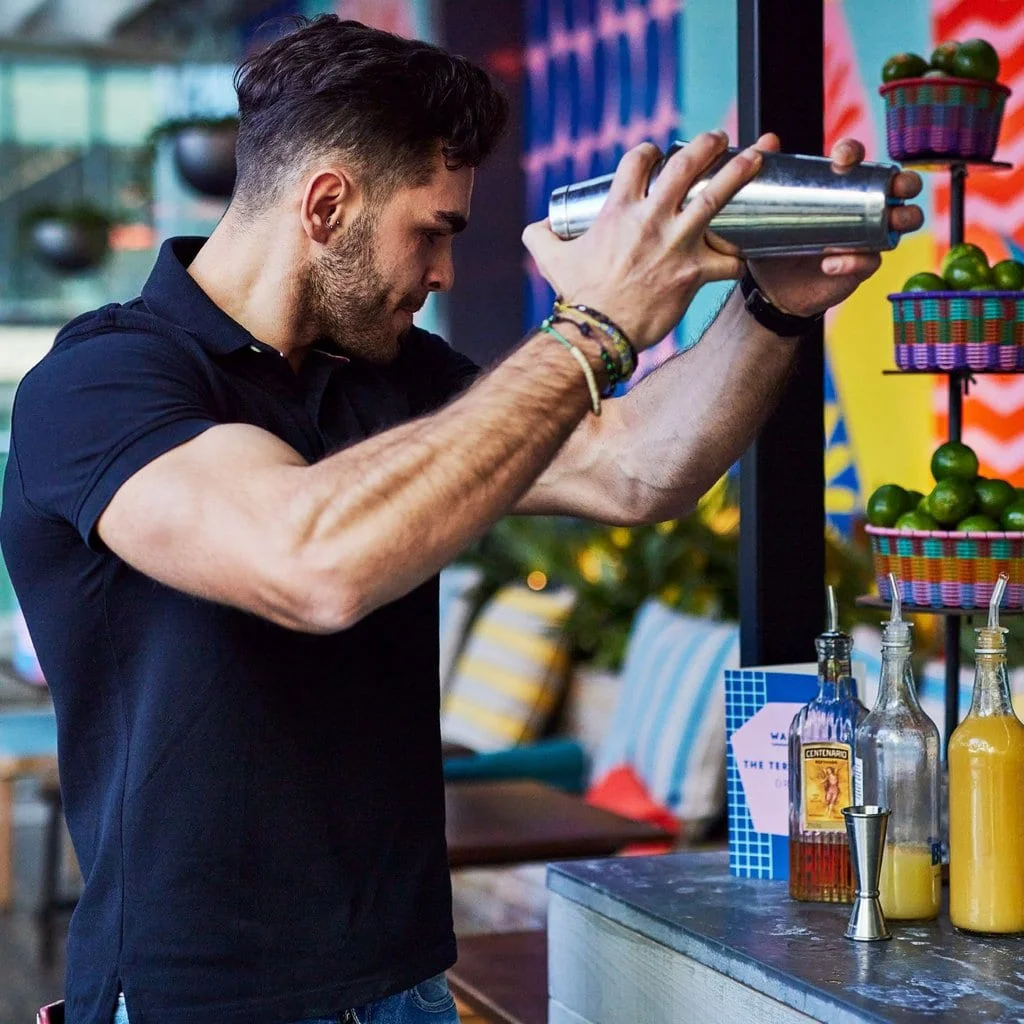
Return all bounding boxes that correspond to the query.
[552,299,637,381]
[538,323,602,416]
[549,314,621,397]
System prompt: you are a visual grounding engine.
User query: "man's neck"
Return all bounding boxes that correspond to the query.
[187,213,315,370]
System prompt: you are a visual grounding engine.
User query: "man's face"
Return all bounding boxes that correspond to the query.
[302,150,474,363]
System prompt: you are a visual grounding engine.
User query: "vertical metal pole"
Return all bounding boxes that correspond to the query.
[944,163,968,755]
[737,0,825,666]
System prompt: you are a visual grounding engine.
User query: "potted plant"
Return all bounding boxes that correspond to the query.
[149,115,239,198]
[22,202,113,272]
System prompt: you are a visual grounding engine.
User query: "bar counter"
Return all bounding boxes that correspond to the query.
[546,851,1024,1023]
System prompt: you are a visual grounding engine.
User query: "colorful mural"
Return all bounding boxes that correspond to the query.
[524,0,684,377]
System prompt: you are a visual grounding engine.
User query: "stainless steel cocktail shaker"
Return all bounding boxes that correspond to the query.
[548,142,904,257]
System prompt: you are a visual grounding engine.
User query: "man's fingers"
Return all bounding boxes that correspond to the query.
[755,132,781,153]
[674,144,762,235]
[830,137,865,171]
[604,141,664,207]
[647,131,731,216]
[891,170,923,200]
[699,250,747,284]
[889,205,924,235]
[820,252,881,279]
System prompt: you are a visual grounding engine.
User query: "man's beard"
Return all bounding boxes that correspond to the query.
[301,207,415,364]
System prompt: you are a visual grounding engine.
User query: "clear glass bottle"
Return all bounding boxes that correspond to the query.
[855,574,940,920]
[948,573,1024,934]
[789,587,860,903]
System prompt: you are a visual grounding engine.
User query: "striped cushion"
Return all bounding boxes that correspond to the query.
[440,585,575,752]
[438,565,483,695]
[592,601,739,829]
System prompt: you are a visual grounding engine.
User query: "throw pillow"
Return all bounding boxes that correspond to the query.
[441,584,575,752]
[591,600,739,836]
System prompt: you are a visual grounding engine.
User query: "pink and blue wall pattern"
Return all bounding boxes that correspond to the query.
[525,0,683,376]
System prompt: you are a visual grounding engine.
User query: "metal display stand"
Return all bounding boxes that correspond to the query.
[873,157,1015,754]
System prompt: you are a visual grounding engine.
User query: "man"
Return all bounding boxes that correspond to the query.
[0,15,922,1024]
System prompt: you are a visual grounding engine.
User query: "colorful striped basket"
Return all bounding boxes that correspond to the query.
[878,77,1011,161]
[889,290,1024,371]
[866,525,1024,609]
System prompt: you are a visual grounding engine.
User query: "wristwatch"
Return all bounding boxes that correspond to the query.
[739,270,823,338]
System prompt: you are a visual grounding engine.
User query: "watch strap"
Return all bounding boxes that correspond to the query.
[739,270,822,338]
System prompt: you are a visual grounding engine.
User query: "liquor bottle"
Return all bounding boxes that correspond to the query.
[789,586,861,903]
[948,573,1024,934]
[855,573,941,920]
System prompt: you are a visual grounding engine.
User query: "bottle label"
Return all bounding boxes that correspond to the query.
[853,756,864,806]
[800,742,853,832]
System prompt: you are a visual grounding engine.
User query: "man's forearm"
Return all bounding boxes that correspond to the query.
[290,328,601,626]
[608,286,800,522]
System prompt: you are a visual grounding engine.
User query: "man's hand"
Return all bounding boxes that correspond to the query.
[744,135,924,317]
[522,132,764,351]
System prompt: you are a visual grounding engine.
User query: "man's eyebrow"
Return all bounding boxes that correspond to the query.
[434,210,468,234]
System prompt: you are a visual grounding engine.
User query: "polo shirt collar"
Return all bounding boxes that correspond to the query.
[141,237,263,357]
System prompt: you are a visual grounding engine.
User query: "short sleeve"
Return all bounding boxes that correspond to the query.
[400,329,481,414]
[11,331,219,547]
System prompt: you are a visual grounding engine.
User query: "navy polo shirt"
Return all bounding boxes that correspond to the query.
[1,238,479,1024]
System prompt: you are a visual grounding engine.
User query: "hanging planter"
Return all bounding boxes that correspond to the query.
[150,116,239,198]
[22,203,112,273]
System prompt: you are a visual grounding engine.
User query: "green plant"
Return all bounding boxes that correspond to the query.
[461,478,880,671]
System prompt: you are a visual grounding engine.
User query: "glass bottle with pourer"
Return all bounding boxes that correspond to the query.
[855,572,941,920]
[948,572,1024,934]
[789,586,863,903]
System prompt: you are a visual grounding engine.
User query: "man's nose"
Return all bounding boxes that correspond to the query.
[425,247,455,292]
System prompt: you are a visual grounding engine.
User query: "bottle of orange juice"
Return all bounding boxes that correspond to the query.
[948,573,1024,934]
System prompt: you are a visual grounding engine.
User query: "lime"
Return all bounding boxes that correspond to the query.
[931,440,980,482]
[866,484,911,527]
[905,489,925,509]
[896,510,939,531]
[930,41,960,74]
[956,514,1001,532]
[953,39,1001,82]
[902,271,946,292]
[928,478,976,525]
[1001,500,1024,530]
[882,52,929,83]
[924,69,949,79]
[975,478,1016,517]
[945,256,994,290]
[917,493,932,513]
[928,478,977,525]
[992,260,1024,290]
[941,243,988,278]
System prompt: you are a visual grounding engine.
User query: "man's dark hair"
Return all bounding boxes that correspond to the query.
[233,15,509,210]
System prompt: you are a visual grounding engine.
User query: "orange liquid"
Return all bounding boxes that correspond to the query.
[878,844,940,920]
[948,713,1024,934]
[789,834,854,903]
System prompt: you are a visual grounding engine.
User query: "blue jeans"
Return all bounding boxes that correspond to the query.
[112,974,460,1023]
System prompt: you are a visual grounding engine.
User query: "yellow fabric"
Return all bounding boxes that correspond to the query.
[440,584,575,752]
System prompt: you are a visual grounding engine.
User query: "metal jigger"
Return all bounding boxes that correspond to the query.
[842,805,892,942]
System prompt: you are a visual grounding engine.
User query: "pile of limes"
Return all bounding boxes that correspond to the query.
[882,39,1001,84]
[866,441,1024,532]
[902,243,1024,294]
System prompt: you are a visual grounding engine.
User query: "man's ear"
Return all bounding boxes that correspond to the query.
[300,167,358,243]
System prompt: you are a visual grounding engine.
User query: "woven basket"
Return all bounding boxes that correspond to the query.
[879,77,1010,161]
[866,525,1024,609]
[889,290,1024,371]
